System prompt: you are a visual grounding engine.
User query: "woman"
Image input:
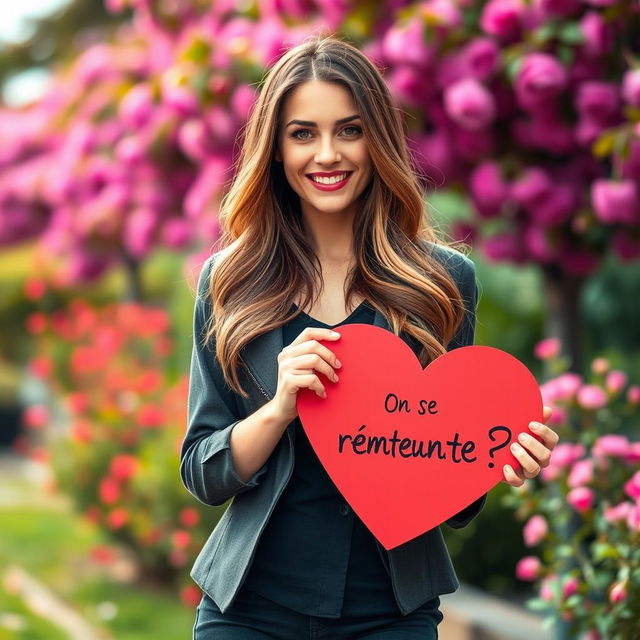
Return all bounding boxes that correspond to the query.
[181,35,558,639]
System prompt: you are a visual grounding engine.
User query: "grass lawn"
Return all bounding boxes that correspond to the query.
[0,489,195,639]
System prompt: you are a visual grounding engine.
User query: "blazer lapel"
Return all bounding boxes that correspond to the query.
[242,309,392,399]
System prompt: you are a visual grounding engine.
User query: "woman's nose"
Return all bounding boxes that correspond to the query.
[314,136,341,164]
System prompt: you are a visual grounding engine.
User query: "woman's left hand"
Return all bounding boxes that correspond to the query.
[502,405,558,487]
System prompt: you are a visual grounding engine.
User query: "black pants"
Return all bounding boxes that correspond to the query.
[193,588,443,639]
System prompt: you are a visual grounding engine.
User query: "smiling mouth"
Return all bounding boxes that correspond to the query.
[306,172,353,191]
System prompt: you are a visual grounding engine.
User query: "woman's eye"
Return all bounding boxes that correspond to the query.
[291,129,312,140]
[343,125,362,136]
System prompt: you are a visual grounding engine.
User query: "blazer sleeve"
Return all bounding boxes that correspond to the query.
[442,252,488,529]
[179,254,269,507]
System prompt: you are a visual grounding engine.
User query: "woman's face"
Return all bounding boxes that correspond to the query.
[275,80,373,221]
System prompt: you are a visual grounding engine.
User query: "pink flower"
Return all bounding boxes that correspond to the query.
[627,505,640,531]
[622,69,640,108]
[460,37,500,80]
[540,573,558,601]
[609,581,628,604]
[562,576,579,598]
[382,17,435,68]
[579,12,614,58]
[540,373,582,403]
[515,555,541,581]
[567,486,594,513]
[443,78,496,130]
[568,459,593,488]
[604,501,633,523]
[515,53,568,112]
[469,161,510,217]
[605,370,627,394]
[480,0,527,41]
[511,167,552,212]
[593,435,630,459]
[534,337,560,360]
[591,357,609,374]
[627,385,640,405]
[523,515,548,547]
[575,81,620,123]
[591,179,640,225]
[577,384,607,410]
[624,471,640,501]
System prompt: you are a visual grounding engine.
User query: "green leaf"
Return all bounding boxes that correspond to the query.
[558,22,585,45]
[526,597,552,612]
[592,541,620,561]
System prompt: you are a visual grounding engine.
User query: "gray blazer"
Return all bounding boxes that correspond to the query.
[180,241,486,615]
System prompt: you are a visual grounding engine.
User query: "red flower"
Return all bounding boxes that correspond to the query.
[99,476,120,504]
[25,312,47,335]
[137,404,165,428]
[171,530,191,550]
[23,405,49,429]
[71,419,92,443]
[181,585,202,607]
[107,507,129,529]
[179,507,200,528]
[90,545,118,565]
[24,278,47,300]
[109,454,138,481]
[28,356,53,379]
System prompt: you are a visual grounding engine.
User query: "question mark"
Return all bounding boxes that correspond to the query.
[488,426,512,468]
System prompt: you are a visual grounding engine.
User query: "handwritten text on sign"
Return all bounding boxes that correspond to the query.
[296,324,543,550]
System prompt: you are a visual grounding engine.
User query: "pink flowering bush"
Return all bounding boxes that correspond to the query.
[24,298,222,607]
[505,340,640,639]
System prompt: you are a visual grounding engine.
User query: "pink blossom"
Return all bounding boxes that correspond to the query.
[579,12,614,57]
[480,0,527,41]
[567,486,594,513]
[591,357,609,374]
[382,17,435,68]
[623,442,640,464]
[515,53,568,112]
[540,573,558,601]
[592,435,630,459]
[443,78,496,131]
[567,459,593,488]
[609,581,627,604]
[460,37,500,80]
[540,373,582,403]
[511,167,552,212]
[524,225,556,263]
[627,505,640,531]
[605,370,627,394]
[534,337,560,360]
[529,183,578,226]
[482,232,523,262]
[562,576,579,598]
[422,0,462,30]
[575,82,620,124]
[624,471,640,501]
[230,83,257,121]
[523,514,548,547]
[576,384,607,410]
[469,161,510,217]
[534,0,581,18]
[515,555,541,581]
[622,69,640,107]
[591,179,638,224]
[604,501,633,523]
[119,84,155,128]
[627,385,640,405]
[411,130,457,184]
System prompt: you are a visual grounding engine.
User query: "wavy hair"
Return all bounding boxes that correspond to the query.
[204,33,469,398]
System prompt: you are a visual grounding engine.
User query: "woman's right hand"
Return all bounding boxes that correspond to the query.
[270,327,343,423]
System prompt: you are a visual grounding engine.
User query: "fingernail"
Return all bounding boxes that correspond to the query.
[530,422,540,431]
[504,465,512,474]
[518,433,529,444]
[331,332,340,338]
[335,359,342,368]
[511,443,520,453]
[333,374,339,382]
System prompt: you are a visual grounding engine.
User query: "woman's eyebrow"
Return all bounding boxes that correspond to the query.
[285,114,361,127]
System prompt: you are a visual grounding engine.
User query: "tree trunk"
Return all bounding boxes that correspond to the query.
[541,266,585,374]
[122,252,143,303]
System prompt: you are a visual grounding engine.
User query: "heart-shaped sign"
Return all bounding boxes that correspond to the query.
[296,323,543,550]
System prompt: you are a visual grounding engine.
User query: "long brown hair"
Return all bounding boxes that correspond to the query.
[204,33,468,398]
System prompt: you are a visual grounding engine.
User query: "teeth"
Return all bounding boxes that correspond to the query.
[311,173,348,184]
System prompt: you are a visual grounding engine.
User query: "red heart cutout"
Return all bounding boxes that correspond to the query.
[297,323,543,550]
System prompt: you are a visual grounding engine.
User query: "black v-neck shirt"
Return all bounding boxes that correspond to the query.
[241,299,399,618]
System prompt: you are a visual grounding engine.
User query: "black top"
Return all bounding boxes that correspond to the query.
[241,300,399,618]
